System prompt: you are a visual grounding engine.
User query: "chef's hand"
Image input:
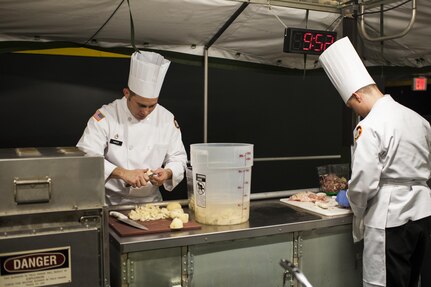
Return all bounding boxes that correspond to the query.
[336,189,350,208]
[111,167,151,188]
[149,168,173,187]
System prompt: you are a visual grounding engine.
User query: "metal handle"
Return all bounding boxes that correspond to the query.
[14,177,52,204]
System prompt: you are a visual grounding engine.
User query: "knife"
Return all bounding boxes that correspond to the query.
[110,211,149,230]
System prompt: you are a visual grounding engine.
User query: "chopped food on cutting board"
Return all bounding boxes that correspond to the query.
[288,191,339,209]
[167,202,182,211]
[280,190,352,217]
[128,204,170,221]
[128,202,189,229]
[170,217,184,230]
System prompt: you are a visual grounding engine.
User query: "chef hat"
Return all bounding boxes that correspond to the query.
[128,51,171,98]
[319,37,375,103]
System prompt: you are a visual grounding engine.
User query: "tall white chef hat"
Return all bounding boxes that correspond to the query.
[128,51,171,98]
[319,37,375,104]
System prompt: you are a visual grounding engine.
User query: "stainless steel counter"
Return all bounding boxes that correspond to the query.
[110,199,353,253]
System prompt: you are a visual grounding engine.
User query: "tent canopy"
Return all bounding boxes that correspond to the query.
[1,0,430,70]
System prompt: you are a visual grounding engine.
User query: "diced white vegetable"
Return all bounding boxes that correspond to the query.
[170,218,183,229]
[167,202,182,211]
[177,213,189,223]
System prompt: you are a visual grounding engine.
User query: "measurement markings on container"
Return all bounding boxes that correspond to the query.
[195,173,206,208]
[0,246,71,287]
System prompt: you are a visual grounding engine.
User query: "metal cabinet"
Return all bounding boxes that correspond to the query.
[298,225,362,287]
[112,234,293,287]
[111,247,182,287]
[111,228,361,287]
[0,213,104,287]
[0,147,108,287]
[190,233,293,287]
[109,200,362,287]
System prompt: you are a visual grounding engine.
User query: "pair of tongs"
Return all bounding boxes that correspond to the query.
[280,259,313,287]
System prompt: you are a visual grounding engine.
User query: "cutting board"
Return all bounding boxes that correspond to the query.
[109,217,202,237]
[280,198,352,217]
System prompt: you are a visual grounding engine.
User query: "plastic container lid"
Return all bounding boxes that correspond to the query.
[191,143,253,169]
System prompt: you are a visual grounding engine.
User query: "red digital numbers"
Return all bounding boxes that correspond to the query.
[303,32,313,51]
[324,34,335,50]
[284,28,337,55]
[303,32,334,53]
[314,33,323,52]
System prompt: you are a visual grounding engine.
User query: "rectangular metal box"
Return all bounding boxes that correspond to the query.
[0,147,105,216]
[0,147,109,287]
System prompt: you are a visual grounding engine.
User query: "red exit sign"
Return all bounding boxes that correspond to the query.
[412,77,427,91]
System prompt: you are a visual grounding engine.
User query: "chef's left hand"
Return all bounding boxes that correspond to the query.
[336,189,350,208]
[149,168,172,187]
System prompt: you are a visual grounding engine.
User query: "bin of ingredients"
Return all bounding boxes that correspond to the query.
[190,143,253,225]
[317,163,349,195]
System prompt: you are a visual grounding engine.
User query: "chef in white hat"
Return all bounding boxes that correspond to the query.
[77,51,187,205]
[319,37,431,287]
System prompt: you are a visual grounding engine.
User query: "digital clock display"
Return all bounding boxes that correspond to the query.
[283,27,337,55]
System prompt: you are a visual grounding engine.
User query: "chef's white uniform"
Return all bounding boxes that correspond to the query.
[348,95,431,286]
[77,97,187,205]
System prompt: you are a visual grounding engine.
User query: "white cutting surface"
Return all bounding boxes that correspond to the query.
[280,198,352,217]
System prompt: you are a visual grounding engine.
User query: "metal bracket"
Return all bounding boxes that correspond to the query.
[292,232,304,286]
[121,254,135,285]
[283,270,294,287]
[293,232,303,265]
[181,246,194,287]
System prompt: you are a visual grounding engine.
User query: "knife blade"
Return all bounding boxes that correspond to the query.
[110,211,149,230]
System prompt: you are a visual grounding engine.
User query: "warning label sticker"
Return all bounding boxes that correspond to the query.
[195,173,206,208]
[0,246,71,287]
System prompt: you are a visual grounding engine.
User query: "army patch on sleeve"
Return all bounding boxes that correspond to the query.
[174,119,180,129]
[93,110,105,122]
[354,125,362,141]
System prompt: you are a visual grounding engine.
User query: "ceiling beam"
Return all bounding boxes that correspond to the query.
[230,0,342,13]
[205,2,249,49]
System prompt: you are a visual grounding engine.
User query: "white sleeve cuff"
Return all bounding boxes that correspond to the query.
[163,162,185,191]
[104,160,117,181]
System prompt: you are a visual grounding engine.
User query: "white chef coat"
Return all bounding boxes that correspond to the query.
[347,95,431,286]
[77,97,187,205]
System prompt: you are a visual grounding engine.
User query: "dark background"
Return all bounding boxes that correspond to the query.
[1,52,429,200]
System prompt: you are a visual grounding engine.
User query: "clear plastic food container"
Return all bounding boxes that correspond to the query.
[317,164,349,195]
[190,143,253,225]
